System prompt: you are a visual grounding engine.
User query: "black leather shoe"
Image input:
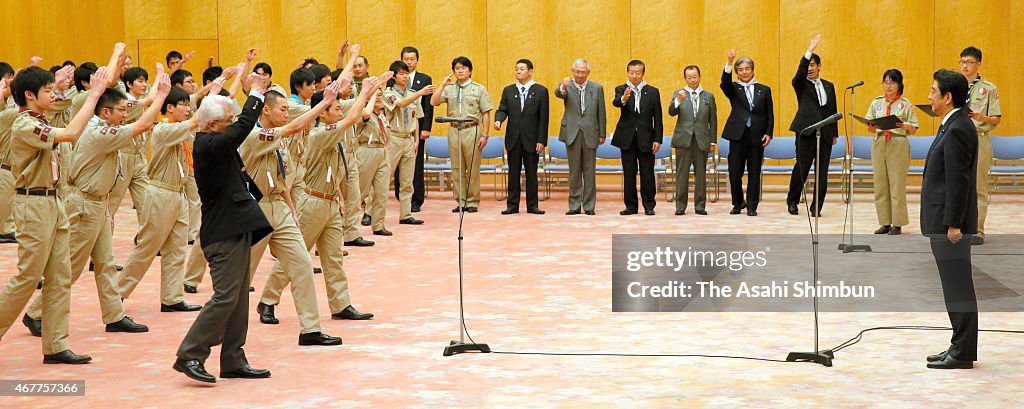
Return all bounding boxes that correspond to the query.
[465,207,478,213]
[527,208,545,215]
[36,279,43,289]
[411,205,421,213]
[161,302,202,312]
[501,208,519,215]
[331,305,374,320]
[116,264,123,271]
[971,236,984,246]
[747,209,758,216]
[730,207,742,215]
[257,302,278,324]
[810,208,822,218]
[888,226,902,235]
[644,209,655,216]
[22,314,41,337]
[927,355,973,369]
[695,209,708,215]
[874,225,891,234]
[675,210,685,215]
[926,350,949,362]
[184,284,197,294]
[0,232,16,244]
[44,349,92,365]
[221,365,271,379]
[399,217,424,225]
[565,209,581,215]
[188,240,195,246]
[173,358,215,383]
[788,203,798,215]
[249,286,255,292]
[619,209,637,215]
[298,332,343,346]
[313,267,322,274]
[373,229,393,236]
[361,214,371,226]
[585,210,596,216]
[106,316,149,333]
[344,237,375,247]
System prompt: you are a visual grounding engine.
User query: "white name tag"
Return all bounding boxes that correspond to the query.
[326,166,333,183]
[267,171,275,188]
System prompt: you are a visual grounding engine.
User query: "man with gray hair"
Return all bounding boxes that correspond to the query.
[720,50,774,216]
[174,73,274,383]
[555,58,606,215]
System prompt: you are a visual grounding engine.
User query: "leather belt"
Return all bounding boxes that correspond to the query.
[450,123,476,130]
[16,187,58,196]
[0,163,11,171]
[304,188,336,201]
[149,179,185,192]
[73,187,107,202]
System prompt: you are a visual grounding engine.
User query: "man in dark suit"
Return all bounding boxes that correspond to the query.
[786,35,838,217]
[396,46,433,212]
[921,69,978,370]
[720,50,774,216]
[612,60,663,215]
[494,58,549,215]
[174,73,274,383]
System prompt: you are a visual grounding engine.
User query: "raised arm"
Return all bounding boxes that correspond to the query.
[340,76,379,130]
[105,43,127,87]
[54,68,109,143]
[335,41,350,71]
[430,73,453,106]
[130,73,172,137]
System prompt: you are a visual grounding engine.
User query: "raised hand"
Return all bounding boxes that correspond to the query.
[361,77,380,94]
[246,72,265,94]
[727,50,737,64]
[339,41,350,56]
[182,51,196,63]
[442,73,454,86]
[209,76,227,96]
[246,48,257,62]
[323,78,341,101]
[29,56,43,67]
[54,65,75,89]
[155,62,165,78]
[418,84,436,96]
[376,70,395,86]
[562,77,571,89]
[222,65,240,80]
[90,67,110,96]
[808,34,823,52]
[113,42,127,56]
[621,87,633,103]
[335,76,353,94]
[350,43,361,56]
[156,73,172,96]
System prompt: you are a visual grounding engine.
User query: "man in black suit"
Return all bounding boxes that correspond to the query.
[921,69,979,370]
[494,59,549,214]
[612,60,663,215]
[787,35,838,217]
[396,46,433,212]
[720,50,774,216]
[174,73,274,383]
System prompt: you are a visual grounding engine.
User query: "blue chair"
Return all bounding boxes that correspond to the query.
[480,136,505,200]
[654,136,673,200]
[424,136,452,195]
[712,139,730,202]
[545,136,570,195]
[990,136,1024,190]
[907,136,935,174]
[595,138,623,173]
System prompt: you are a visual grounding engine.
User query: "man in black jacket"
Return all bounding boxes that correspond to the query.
[786,34,838,217]
[494,59,549,214]
[921,69,978,370]
[174,72,274,383]
[612,60,663,215]
[720,50,774,216]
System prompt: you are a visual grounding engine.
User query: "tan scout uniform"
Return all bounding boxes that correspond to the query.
[287,97,312,205]
[240,125,323,334]
[866,95,918,228]
[338,99,365,242]
[116,120,192,305]
[46,90,74,199]
[27,123,137,324]
[383,86,424,220]
[108,97,149,225]
[439,80,493,208]
[0,110,74,355]
[967,77,1001,239]
[263,122,354,313]
[0,103,18,236]
[356,111,391,231]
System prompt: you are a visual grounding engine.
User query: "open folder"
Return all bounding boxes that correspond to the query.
[851,114,902,130]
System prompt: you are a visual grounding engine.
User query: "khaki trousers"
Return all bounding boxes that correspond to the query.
[976,133,992,237]
[0,169,14,234]
[109,152,148,224]
[357,145,390,231]
[117,184,188,305]
[871,136,911,227]
[340,144,364,242]
[448,128,483,208]
[387,134,417,220]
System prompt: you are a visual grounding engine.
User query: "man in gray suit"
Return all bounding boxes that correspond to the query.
[668,65,717,215]
[554,59,606,215]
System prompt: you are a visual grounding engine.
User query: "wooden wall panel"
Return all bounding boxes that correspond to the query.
[0,1,125,68]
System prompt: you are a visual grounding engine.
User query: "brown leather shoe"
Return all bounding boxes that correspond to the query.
[373,229,393,236]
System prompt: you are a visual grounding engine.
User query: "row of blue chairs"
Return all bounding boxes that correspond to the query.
[420,134,1024,201]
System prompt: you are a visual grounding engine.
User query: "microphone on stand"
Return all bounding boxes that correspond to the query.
[800,113,843,135]
[845,80,864,90]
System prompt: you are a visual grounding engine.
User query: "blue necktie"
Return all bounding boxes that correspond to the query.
[744,85,754,127]
[338,142,349,179]
[275,149,287,181]
[520,86,527,111]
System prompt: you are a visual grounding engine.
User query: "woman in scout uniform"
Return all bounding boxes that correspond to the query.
[865,69,918,235]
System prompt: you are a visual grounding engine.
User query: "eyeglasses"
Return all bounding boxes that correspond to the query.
[882,81,898,86]
[959,60,978,66]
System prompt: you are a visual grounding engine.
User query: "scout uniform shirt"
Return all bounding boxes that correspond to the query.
[147,120,193,189]
[383,86,424,135]
[305,122,349,195]
[11,109,61,189]
[439,80,494,125]
[0,103,17,169]
[357,110,390,147]
[239,124,291,197]
[285,96,312,185]
[866,95,918,138]
[967,77,1000,133]
[67,123,138,196]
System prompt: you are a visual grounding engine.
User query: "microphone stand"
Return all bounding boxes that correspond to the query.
[839,84,871,253]
[443,117,491,356]
[786,126,834,367]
